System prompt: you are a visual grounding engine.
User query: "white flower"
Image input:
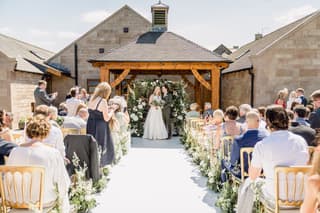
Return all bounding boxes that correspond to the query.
[133,107,137,112]
[130,113,139,121]
[138,104,143,109]
[142,102,146,106]
[177,115,183,120]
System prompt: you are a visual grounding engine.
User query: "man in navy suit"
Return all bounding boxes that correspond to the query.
[221,111,267,180]
[0,139,17,165]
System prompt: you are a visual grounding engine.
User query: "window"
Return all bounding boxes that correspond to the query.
[99,48,104,54]
[87,79,100,94]
[123,27,129,33]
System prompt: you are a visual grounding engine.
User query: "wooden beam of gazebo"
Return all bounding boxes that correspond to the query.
[91,61,228,109]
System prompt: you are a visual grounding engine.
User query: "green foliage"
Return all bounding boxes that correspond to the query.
[216,179,239,213]
[127,79,188,136]
[56,116,64,126]
[69,154,97,212]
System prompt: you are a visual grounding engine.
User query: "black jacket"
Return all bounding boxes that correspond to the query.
[64,134,100,182]
[0,139,17,165]
[34,87,55,106]
[289,122,317,146]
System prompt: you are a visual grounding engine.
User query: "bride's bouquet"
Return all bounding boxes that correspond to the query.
[151,99,165,108]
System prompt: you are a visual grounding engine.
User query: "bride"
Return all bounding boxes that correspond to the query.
[143,86,168,140]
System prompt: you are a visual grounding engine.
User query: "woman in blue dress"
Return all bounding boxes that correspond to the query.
[87,82,115,166]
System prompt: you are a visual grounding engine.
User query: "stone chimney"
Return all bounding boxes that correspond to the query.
[151,1,169,32]
[255,33,263,41]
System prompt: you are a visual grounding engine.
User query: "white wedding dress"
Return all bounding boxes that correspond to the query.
[143,95,168,140]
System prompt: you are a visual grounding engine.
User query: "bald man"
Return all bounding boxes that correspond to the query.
[221,111,268,180]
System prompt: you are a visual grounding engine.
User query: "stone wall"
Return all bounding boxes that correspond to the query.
[252,15,320,106]
[221,70,251,109]
[51,75,75,105]
[48,6,151,99]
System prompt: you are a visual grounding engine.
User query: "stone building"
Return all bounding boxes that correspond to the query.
[46,5,152,103]
[221,11,320,108]
[0,33,70,128]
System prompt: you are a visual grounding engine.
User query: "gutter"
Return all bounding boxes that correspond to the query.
[74,43,78,85]
[248,68,254,107]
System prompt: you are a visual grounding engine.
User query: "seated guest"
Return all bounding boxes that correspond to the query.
[202,102,213,119]
[66,87,83,117]
[110,97,130,132]
[48,106,60,128]
[7,115,70,212]
[0,139,17,165]
[75,103,87,116]
[30,105,65,158]
[223,106,243,137]
[310,90,320,129]
[237,105,309,212]
[79,88,90,104]
[186,103,200,118]
[237,104,252,123]
[289,107,316,146]
[212,109,224,149]
[293,105,310,126]
[221,111,267,179]
[0,109,14,142]
[301,145,320,212]
[4,112,13,129]
[58,102,68,116]
[62,108,88,129]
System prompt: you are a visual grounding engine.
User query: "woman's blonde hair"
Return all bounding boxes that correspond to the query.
[91,82,112,101]
[26,115,51,140]
[153,86,161,96]
[311,151,320,175]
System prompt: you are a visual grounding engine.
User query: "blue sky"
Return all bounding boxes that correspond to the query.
[1,0,319,52]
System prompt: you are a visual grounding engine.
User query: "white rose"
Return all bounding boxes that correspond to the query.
[178,115,183,120]
[133,107,137,112]
[142,102,146,106]
[138,104,143,109]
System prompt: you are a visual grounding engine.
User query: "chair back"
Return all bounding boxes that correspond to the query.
[0,166,45,213]
[220,136,234,160]
[240,147,254,182]
[274,166,311,213]
[61,128,87,137]
[308,146,315,164]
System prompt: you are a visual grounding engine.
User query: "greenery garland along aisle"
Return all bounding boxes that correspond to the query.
[128,79,188,137]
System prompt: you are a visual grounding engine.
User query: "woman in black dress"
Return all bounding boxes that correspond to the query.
[87,82,115,166]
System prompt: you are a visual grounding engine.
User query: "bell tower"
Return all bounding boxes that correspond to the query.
[151,1,169,32]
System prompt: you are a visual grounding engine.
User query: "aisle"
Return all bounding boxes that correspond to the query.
[93,137,221,213]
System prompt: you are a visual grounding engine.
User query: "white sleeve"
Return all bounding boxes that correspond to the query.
[53,151,70,212]
[251,142,263,169]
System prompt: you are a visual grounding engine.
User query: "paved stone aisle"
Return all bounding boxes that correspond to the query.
[93,137,221,213]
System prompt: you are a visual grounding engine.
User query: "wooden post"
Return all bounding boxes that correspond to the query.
[194,76,201,105]
[211,66,220,109]
[100,66,110,83]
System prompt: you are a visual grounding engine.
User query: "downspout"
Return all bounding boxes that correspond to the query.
[248,68,254,107]
[219,71,222,108]
[74,43,78,85]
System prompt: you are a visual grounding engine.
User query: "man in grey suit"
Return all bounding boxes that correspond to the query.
[34,80,58,106]
[162,85,173,139]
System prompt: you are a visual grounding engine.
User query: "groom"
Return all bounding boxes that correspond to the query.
[162,85,173,139]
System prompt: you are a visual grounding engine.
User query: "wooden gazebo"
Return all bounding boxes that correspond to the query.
[89,31,230,109]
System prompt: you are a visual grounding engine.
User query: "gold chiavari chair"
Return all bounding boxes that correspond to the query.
[0,166,45,213]
[220,136,234,161]
[240,147,254,182]
[308,146,315,164]
[61,128,87,137]
[262,166,311,213]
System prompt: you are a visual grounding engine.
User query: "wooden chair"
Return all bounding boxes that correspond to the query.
[262,166,311,213]
[308,146,315,164]
[0,166,45,213]
[61,128,83,137]
[80,128,87,135]
[240,147,254,182]
[220,136,234,161]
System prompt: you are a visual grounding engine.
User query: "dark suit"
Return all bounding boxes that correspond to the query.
[162,93,173,138]
[237,116,246,124]
[0,139,17,165]
[64,134,100,182]
[310,109,320,129]
[221,129,267,179]
[34,87,55,106]
[289,122,317,146]
[202,109,213,119]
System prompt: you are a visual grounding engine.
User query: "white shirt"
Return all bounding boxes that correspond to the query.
[7,143,70,212]
[66,97,82,117]
[251,130,308,198]
[25,125,65,158]
[62,116,87,129]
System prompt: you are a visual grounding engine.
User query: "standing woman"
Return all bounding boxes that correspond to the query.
[87,82,115,166]
[275,89,287,108]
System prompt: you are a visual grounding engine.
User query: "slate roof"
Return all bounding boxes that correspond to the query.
[213,44,232,56]
[89,31,230,63]
[223,10,320,74]
[0,33,64,75]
